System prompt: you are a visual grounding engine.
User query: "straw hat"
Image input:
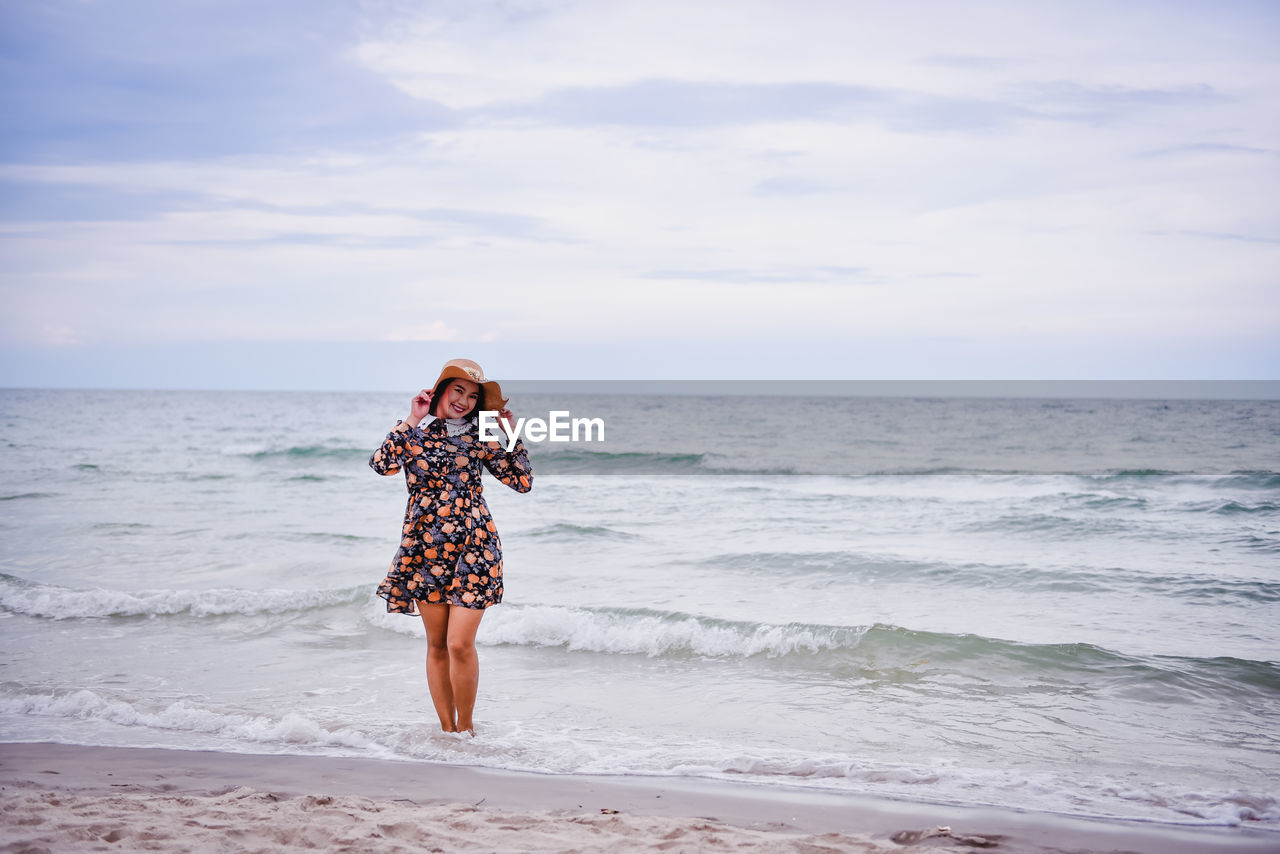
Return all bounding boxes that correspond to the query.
[431,358,508,412]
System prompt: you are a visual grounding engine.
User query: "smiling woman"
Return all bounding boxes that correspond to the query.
[369,358,533,736]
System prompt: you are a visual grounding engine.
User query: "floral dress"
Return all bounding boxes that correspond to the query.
[370,418,532,613]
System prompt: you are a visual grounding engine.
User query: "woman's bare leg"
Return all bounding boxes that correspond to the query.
[418,603,456,732]
[445,606,486,734]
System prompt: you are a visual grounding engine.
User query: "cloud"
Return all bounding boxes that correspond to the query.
[1144,229,1280,245]
[0,179,209,222]
[642,266,874,284]
[753,177,829,196]
[383,321,465,342]
[35,323,83,347]
[152,233,437,251]
[1,0,1277,383]
[488,80,893,128]
[481,79,1033,132]
[1138,142,1274,158]
[919,54,1026,70]
[472,77,1229,134]
[0,0,454,162]
[1020,81,1225,125]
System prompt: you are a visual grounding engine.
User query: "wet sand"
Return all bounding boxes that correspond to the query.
[1,742,1275,853]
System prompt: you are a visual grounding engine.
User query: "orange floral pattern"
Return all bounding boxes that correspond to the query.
[370,419,532,613]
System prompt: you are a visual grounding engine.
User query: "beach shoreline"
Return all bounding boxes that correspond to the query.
[1,742,1275,853]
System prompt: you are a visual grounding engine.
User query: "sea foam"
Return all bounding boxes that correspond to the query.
[0,689,381,753]
[0,574,366,620]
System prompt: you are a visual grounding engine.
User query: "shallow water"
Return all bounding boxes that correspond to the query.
[1,388,1278,828]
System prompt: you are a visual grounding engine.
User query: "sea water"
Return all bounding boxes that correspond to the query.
[1,387,1277,830]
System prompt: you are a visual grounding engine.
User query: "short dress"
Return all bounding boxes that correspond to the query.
[370,418,532,612]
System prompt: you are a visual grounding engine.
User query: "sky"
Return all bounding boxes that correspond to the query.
[0,0,1277,390]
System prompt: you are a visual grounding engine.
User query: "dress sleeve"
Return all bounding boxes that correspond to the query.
[369,421,416,476]
[482,437,533,493]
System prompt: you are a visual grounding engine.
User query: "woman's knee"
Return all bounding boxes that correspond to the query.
[446,636,476,660]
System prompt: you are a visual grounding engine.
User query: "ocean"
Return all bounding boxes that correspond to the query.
[1,387,1278,831]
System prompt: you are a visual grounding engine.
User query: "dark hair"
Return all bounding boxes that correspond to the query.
[431,378,484,421]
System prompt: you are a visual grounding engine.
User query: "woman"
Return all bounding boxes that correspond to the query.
[369,359,532,735]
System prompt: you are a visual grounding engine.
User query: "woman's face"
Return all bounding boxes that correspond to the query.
[435,378,480,418]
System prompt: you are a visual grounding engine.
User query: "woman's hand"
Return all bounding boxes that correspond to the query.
[407,389,433,427]
[497,408,516,438]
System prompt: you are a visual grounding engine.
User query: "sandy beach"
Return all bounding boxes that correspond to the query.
[0,743,1273,853]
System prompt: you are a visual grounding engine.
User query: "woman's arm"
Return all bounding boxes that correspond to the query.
[369,390,432,476]
[482,407,533,493]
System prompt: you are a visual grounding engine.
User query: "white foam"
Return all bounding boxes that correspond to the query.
[365,601,870,658]
[5,687,1275,828]
[0,689,381,753]
[363,601,426,637]
[0,577,366,620]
